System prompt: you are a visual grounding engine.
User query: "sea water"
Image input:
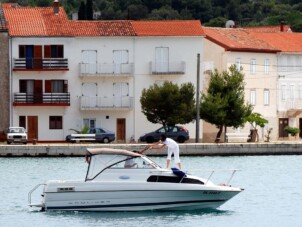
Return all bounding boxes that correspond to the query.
[0,155,302,227]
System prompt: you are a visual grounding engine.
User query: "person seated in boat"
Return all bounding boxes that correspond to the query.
[124,157,137,168]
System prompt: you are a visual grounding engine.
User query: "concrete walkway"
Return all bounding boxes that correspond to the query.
[0,141,302,157]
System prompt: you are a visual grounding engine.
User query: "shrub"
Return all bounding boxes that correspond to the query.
[284,126,300,136]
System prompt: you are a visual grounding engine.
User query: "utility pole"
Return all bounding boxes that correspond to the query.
[195,53,200,143]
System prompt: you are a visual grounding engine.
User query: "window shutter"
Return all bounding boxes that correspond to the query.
[63,80,68,93]
[44,46,51,58]
[45,80,52,93]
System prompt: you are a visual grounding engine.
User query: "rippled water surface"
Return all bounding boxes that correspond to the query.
[0,155,301,227]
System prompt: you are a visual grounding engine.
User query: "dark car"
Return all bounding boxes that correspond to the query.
[139,125,189,143]
[66,127,115,143]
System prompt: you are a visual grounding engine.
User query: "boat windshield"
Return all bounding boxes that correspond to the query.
[86,154,158,180]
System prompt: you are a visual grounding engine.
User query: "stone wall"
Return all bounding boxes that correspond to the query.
[0,142,301,156]
[0,32,9,133]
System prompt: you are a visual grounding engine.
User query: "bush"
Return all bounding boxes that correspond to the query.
[284,126,300,136]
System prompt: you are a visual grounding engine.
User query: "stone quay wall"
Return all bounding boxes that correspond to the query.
[0,142,302,157]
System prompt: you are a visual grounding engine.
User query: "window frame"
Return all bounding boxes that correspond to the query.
[49,116,63,129]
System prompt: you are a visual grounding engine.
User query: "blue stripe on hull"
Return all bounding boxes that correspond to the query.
[46,199,226,211]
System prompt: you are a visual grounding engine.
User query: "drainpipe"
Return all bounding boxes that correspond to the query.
[9,36,12,127]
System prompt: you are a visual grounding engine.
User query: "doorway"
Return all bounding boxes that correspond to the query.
[27,116,38,141]
[278,118,288,138]
[116,118,126,142]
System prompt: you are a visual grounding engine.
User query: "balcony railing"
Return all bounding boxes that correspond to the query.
[13,58,69,71]
[13,93,70,106]
[79,63,134,77]
[80,96,134,110]
[150,61,186,75]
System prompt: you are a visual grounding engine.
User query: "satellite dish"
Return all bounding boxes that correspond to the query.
[226,20,235,28]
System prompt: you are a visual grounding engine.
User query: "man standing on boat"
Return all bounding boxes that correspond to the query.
[149,134,182,170]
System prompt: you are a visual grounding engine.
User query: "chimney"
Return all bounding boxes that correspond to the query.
[53,0,59,15]
[280,21,285,32]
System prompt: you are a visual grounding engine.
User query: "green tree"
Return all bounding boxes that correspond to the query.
[78,1,86,20]
[246,112,268,142]
[200,65,253,142]
[140,81,196,127]
[86,0,93,20]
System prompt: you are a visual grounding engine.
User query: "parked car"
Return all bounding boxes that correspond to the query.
[139,125,189,143]
[6,127,28,144]
[66,127,115,143]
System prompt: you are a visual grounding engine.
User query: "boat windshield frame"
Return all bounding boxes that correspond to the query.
[85,153,160,181]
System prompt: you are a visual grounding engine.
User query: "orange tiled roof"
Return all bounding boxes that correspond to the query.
[2,4,204,37]
[244,25,292,33]
[2,3,136,37]
[250,32,302,52]
[131,20,205,36]
[3,5,71,36]
[204,27,279,53]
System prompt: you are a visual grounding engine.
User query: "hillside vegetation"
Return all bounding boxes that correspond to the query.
[3,0,302,31]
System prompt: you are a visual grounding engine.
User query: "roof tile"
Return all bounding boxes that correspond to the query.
[204,27,278,53]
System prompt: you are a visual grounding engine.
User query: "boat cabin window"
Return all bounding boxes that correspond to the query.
[147,175,204,185]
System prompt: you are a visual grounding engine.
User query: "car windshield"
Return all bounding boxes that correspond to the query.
[9,128,25,133]
[85,154,158,181]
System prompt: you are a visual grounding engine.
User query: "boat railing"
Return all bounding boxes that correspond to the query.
[28,183,46,206]
[193,169,240,185]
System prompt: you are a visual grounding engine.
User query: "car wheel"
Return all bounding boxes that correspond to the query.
[146,136,154,143]
[7,141,11,145]
[177,136,186,143]
[103,137,110,143]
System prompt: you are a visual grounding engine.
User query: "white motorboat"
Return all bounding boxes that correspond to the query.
[28,148,243,212]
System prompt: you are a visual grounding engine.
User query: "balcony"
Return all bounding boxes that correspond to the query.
[13,93,70,106]
[79,63,134,78]
[150,61,186,75]
[80,96,134,110]
[13,58,69,71]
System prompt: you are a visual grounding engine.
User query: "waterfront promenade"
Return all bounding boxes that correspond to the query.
[0,141,302,156]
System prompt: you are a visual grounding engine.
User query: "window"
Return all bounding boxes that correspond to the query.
[250,90,256,105]
[44,45,64,58]
[236,58,241,71]
[264,89,270,106]
[281,85,287,100]
[250,59,256,74]
[49,116,63,129]
[19,116,26,128]
[264,59,270,74]
[290,84,295,100]
[45,80,68,93]
[299,85,302,99]
[83,118,95,128]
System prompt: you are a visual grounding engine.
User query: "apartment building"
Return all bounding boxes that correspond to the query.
[2,2,204,142]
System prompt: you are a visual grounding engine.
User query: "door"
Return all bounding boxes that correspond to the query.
[279,118,289,138]
[33,45,42,69]
[155,47,169,73]
[27,116,38,141]
[113,50,128,74]
[82,83,97,107]
[116,118,126,142]
[26,45,34,69]
[299,118,302,138]
[113,83,128,107]
[34,80,43,103]
[81,50,97,74]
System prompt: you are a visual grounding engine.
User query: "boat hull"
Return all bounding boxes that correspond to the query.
[42,182,242,211]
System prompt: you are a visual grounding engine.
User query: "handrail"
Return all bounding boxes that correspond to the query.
[28,183,45,205]
[187,169,240,185]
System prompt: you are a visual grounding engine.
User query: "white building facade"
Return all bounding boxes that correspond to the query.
[4,4,204,142]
